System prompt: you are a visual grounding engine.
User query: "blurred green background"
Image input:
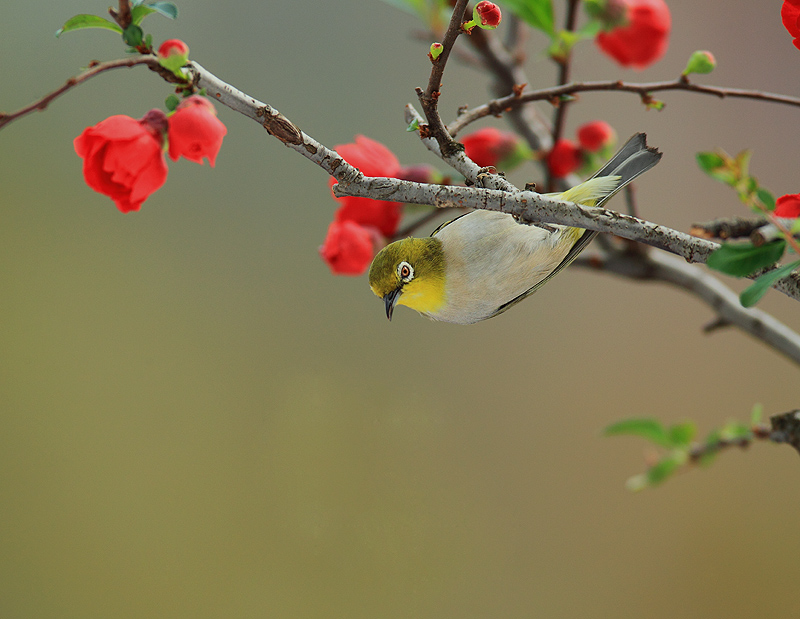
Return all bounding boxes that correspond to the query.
[2,1,799,617]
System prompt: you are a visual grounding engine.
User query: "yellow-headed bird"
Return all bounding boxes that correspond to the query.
[368,133,661,324]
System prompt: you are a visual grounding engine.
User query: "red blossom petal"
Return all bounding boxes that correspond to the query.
[329,135,403,237]
[546,139,583,178]
[74,114,168,213]
[461,127,518,168]
[319,220,377,276]
[775,193,800,218]
[596,0,671,69]
[168,96,227,166]
[577,121,615,152]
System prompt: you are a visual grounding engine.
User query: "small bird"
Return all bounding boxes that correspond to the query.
[368,133,661,324]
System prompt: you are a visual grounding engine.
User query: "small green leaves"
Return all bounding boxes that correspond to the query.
[608,411,768,491]
[122,24,144,47]
[165,94,181,111]
[683,50,716,76]
[706,240,786,277]
[739,259,800,307]
[56,14,123,37]
[604,418,672,448]
[406,118,420,132]
[498,0,555,36]
[429,42,443,60]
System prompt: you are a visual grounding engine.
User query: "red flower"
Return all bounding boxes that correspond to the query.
[475,1,502,28]
[596,0,671,69]
[775,193,800,218]
[782,0,800,51]
[546,139,583,178]
[461,127,519,168]
[577,121,615,153]
[319,220,380,276]
[330,135,403,237]
[167,96,227,166]
[73,111,169,213]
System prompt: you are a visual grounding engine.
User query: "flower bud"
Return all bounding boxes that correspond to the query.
[682,50,716,76]
[167,96,227,166]
[576,121,616,153]
[157,39,190,74]
[429,42,443,61]
[463,1,502,32]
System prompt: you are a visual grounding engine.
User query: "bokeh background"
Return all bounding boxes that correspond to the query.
[2,1,799,617]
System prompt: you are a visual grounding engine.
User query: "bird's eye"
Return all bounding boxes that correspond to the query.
[397,261,414,283]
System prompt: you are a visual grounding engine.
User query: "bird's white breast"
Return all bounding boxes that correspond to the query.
[432,210,576,324]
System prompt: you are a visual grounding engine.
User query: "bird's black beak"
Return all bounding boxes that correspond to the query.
[383,288,402,321]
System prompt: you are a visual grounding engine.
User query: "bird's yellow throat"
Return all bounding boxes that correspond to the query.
[369,237,447,316]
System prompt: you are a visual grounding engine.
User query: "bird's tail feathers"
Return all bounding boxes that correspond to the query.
[588,132,662,207]
[553,175,621,206]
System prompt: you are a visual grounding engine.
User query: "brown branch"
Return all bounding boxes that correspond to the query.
[0,56,187,131]
[769,410,800,456]
[690,215,768,240]
[416,0,470,157]
[551,0,580,146]
[448,78,800,136]
[108,0,133,29]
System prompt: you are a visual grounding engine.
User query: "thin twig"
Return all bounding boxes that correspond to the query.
[0,56,177,130]
[551,0,580,146]
[448,78,800,136]
[416,0,469,156]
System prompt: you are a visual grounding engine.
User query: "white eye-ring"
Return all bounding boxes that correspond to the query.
[397,261,414,283]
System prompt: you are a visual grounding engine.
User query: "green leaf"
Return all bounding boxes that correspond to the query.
[145,1,179,20]
[406,118,420,132]
[55,14,123,37]
[750,403,763,426]
[756,187,775,211]
[646,450,688,486]
[740,259,800,307]
[378,0,448,29]
[696,151,737,185]
[668,422,697,447]
[122,24,144,47]
[604,418,672,448]
[499,0,555,36]
[792,219,800,234]
[131,5,156,25]
[696,152,725,173]
[165,94,180,111]
[720,420,751,442]
[706,240,786,277]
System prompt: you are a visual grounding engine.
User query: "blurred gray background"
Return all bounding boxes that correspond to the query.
[1,1,799,617]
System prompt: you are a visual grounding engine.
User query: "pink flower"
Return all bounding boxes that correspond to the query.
[330,135,403,237]
[461,127,519,168]
[73,111,169,213]
[596,0,671,69]
[319,220,380,276]
[546,139,583,178]
[775,193,800,218]
[577,121,615,153]
[167,96,227,166]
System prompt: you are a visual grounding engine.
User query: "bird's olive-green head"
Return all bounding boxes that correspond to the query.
[368,237,446,320]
